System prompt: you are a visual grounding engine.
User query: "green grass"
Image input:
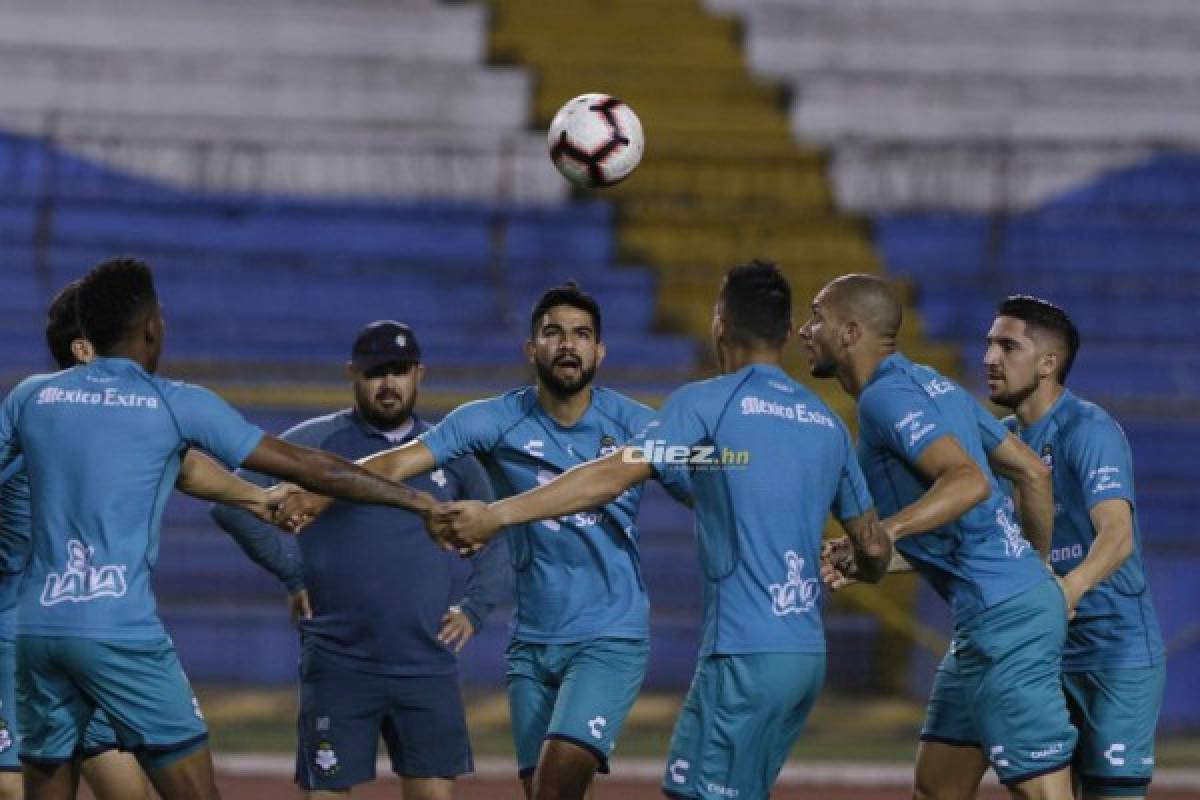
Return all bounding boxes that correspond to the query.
[196,685,1200,767]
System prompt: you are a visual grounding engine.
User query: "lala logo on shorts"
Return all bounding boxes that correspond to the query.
[768,551,818,616]
[40,540,128,607]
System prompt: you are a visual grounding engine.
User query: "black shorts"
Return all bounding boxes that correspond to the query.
[294,650,472,790]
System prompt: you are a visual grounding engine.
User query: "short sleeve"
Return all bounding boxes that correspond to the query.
[831,424,874,521]
[858,383,952,464]
[170,384,264,469]
[629,385,710,480]
[1065,417,1136,510]
[0,377,43,474]
[625,399,692,504]
[418,399,504,467]
[973,402,1009,453]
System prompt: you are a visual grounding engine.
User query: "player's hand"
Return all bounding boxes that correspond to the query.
[438,605,476,653]
[821,536,860,591]
[1055,573,1084,620]
[248,482,303,525]
[288,588,312,625]
[274,490,332,533]
[431,500,498,555]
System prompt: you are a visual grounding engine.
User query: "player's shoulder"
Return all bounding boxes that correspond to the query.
[1057,391,1125,445]
[4,370,63,402]
[281,409,355,445]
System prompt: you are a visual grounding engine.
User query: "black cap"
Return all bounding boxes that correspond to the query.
[351,321,421,372]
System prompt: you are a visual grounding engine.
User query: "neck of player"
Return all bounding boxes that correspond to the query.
[721,344,784,374]
[538,383,593,427]
[841,344,893,398]
[1014,379,1065,429]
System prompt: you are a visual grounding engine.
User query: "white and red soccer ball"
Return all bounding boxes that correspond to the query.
[547,93,644,188]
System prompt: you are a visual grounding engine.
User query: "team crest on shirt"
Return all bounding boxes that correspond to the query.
[40,540,127,607]
[769,551,818,616]
[314,741,339,775]
[598,435,618,458]
[0,719,11,754]
[1040,444,1054,470]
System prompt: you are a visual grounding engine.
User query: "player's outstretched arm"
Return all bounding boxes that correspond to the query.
[881,436,990,540]
[439,447,653,547]
[244,435,437,517]
[275,439,439,529]
[986,433,1054,559]
[1060,498,1134,615]
[176,449,298,523]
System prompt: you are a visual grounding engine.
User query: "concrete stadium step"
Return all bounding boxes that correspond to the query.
[0,4,486,62]
[0,73,529,130]
[708,0,1200,20]
[0,46,527,94]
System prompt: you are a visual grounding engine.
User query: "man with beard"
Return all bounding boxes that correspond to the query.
[430,262,894,800]
[798,274,1078,800]
[984,296,1163,800]
[277,283,692,800]
[212,320,505,800]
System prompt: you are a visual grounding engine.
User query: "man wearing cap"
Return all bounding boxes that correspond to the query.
[212,321,507,800]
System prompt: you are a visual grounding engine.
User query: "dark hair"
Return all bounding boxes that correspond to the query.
[718,260,792,347]
[997,294,1080,383]
[77,257,159,354]
[529,281,602,339]
[45,280,83,369]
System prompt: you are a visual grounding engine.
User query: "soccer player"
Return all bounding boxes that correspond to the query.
[212,320,507,800]
[799,274,1075,800]
[0,280,290,800]
[0,258,442,800]
[433,262,894,800]
[984,296,1164,800]
[277,282,693,800]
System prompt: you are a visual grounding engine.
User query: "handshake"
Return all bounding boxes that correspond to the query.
[249,484,501,555]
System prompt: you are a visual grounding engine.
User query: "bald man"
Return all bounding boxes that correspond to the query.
[800,274,1076,800]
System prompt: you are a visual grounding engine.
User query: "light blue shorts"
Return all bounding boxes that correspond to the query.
[1064,665,1165,797]
[921,579,1078,786]
[16,635,208,770]
[506,638,648,776]
[662,652,825,800]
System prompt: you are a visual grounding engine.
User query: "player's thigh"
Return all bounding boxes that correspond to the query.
[381,674,472,781]
[914,741,989,800]
[400,776,455,800]
[663,653,823,800]
[506,641,558,781]
[915,648,988,799]
[15,635,94,764]
[1064,665,1164,799]
[143,745,219,800]
[295,659,386,792]
[545,638,649,775]
[81,747,153,800]
[963,581,1077,789]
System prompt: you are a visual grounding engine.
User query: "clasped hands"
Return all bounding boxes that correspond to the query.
[253,484,502,556]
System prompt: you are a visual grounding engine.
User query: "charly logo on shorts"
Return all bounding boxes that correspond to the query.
[769,551,818,616]
[40,540,127,607]
[0,719,12,754]
[314,741,339,775]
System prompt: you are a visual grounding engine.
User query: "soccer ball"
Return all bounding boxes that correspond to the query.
[547,94,644,188]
